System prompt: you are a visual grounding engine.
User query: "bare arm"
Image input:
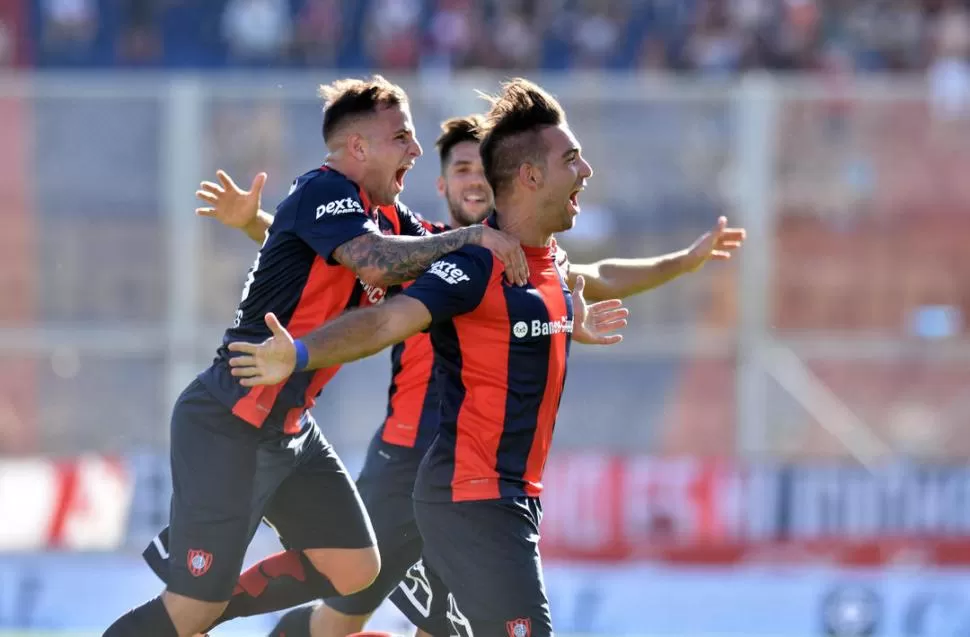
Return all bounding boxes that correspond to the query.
[332,225,528,288]
[301,295,432,369]
[568,251,692,302]
[241,210,275,243]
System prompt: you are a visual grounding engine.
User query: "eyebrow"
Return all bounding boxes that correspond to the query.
[394,127,413,137]
[562,147,580,160]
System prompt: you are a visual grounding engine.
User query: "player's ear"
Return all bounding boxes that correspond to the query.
[519,162,542,191]
[347,132,367,162]
[436,175,446,197]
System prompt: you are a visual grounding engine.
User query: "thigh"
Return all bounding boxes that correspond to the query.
[414,498,552,637]
[167,379,264,602]
[326,439,425,615]
[263,422,376,551]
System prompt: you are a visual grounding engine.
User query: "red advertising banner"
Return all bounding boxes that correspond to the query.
[540,454,970,566]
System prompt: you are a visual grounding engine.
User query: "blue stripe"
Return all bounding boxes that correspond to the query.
[496,284,550,498]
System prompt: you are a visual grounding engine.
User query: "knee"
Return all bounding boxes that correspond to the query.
[304,546,381,597]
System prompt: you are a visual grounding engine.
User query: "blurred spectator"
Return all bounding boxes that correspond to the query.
[424,0,477,70]
[292,0,342,66]
[21,0,970,74]
[364,0,421,69]
[221,0,292,63]
[40,0,97,53]
[928,0,970,120]
[117,0,161,64]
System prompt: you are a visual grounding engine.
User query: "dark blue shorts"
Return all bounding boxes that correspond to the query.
[405,496,553,637]
[144,378,376,603]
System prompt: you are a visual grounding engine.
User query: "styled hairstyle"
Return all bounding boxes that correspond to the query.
[478,78,566,197]
[318,75,408,144]
[434,114,486,171]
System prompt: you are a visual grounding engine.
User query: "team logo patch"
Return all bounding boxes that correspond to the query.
[506,618,531,637]
[512,321,529,338]
[187,549,213,577]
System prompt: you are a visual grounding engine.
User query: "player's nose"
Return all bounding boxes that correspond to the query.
[579,156,593,180]
[410,138,423,159]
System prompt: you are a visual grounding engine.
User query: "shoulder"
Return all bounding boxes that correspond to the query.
[424,245,497,286]
[293,168,367,219]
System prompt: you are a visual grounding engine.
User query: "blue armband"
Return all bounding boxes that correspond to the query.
[294,339,310,372]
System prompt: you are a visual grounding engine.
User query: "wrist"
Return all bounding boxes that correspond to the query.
[465,225,484,246]
[294,339,309,371]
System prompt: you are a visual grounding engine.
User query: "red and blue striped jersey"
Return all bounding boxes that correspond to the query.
[380,216,451,450]
[403,214,573,502]
[199,166,427,434]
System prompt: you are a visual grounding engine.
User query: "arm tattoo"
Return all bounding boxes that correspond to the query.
[334,225,483,286]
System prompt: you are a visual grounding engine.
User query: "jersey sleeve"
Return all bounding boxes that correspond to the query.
[402,246,493,323]
[293,175,380,263]
[395,202,450,236]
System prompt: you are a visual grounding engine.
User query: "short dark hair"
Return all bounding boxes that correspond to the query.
[318,75,408,144]
[435,114,486,171]
[478,78,566,197]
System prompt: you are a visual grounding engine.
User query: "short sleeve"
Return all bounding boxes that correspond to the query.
[293,174,380,263]
[403,246,493,323]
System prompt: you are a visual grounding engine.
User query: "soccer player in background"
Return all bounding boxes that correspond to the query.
[223,78,743,637]
[102,76,526,637]
[193,113,744,636]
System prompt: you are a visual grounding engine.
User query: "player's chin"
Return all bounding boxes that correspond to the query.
[460,201,491,223]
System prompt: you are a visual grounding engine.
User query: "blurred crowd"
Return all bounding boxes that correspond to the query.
[1,0,964,73]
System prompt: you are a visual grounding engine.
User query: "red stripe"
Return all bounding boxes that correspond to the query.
[380,204,402,235]
[523,262,570,497]
[451,257,506,501]
[382,334,434,447]
[47,461,79,547]
[232,257,357,429]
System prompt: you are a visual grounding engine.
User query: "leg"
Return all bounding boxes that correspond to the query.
[105,380,263,637]
[219,423,379,628]
[414,497,553,637]
[389,560,454,637]
[307,438,425,637]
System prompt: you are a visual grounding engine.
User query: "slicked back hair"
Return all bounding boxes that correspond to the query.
[478,78,566,197]
[435,114,486,172]
[318,75,409,145]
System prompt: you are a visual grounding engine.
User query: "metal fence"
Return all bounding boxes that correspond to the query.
[0,72,968,460]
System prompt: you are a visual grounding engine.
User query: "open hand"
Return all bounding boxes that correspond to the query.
[196,170,266,230]
[571,275,628,345]
[478,225,529,286]
[227,313,297,387]
[684,216,746,272]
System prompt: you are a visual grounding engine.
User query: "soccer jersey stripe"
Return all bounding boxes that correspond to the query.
[523,270,571,496]
[451,256,507,501]
[382,335,435,447]
[495,281,551,498]
[231,256,356,431]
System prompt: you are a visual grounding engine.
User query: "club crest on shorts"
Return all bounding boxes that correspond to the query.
[506,618,531,637]
[187,549,213,577]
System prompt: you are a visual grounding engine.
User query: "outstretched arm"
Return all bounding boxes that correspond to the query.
[568,216,746,302]
[228,295,433,386]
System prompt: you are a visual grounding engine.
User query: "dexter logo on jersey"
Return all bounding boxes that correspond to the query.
[316,197,365,219]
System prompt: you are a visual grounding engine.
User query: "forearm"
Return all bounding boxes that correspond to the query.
[300,307,398,370]
[575,250,692,301]
[242,210,274,243]
[337,225,483,287]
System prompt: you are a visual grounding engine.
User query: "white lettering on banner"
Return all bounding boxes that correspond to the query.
[539,454,970,563]
[315,197,364,219]
[0,456,132,551]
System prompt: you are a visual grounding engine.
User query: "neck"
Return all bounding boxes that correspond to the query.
[325,154,376,203]
[494,196,553,248]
